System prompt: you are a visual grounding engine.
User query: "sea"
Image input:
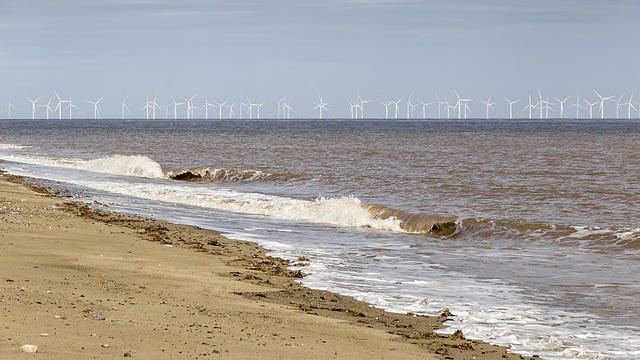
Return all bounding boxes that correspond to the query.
[0,118,638,359]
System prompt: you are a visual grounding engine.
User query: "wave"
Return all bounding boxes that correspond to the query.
[0,143,30,150]
[362,204,459,236]
[78,155,165,179]
[167,166,313,184]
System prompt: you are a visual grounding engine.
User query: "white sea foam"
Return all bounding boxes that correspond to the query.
[0,143,30,150]
[78,155,165,178]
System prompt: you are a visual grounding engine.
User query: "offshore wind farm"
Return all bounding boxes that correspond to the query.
[2,2,640,360]
[4,89,640,120]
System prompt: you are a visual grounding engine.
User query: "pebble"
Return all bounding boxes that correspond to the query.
[102,344,109,348]
[20,344,38,353]
[124,352,132,357]
[92,313,106,321]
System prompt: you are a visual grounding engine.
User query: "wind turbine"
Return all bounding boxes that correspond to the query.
[284,102,294,119]
[553,96,571,119]
[53,91,68,120]
[118,95,129,119]
[39,98,53,120]
[313,95,329,119]
[213,100,227,119]
[203,94,216,120]
[443,99,454,119]
[593,90,614,119]
[380,101,392,119]
[623,93,636,119]
[169,97,183,119]
[6,97,17,119]
[86,97,103,119]
[255,102,266,119]
[453,90,471,119]
[503,97,520,119]
[26,96,42,119]
[406,91,414,119]
[65,97,79,119]
[435,93,448,120]
[179,93,198,119]
[225,101,237,119]
[150,92,161,119]
[569,94,584,119]
[391,97,404,119]
[357,94,371,119]
[615,93,626,119]
[479,93,495,119]
[584,99,597,119]
[418,99,432,119]
[348,99,357,119]
[523,95,537,119]
[544,97,554,119]
[142,97,151,119]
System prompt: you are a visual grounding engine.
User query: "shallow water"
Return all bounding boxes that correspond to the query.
[1,118,638,359]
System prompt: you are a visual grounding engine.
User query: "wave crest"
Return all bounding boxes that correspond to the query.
[362,204,459,235]
[79,155,165,179]
[167,167,312,183]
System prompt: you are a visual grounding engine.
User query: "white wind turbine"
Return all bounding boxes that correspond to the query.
[169,97,183,119]
[615,93,626,119]
[179,93,198,119]
[284,102,294,119]
[418,99,432,119]
[357,94,371,119]
[244,97,259,119]
[348,99,357,119]
[479,93,495,119]
[214,100,227,119]
[406,91,414,119]
[203,94,216,120]
[391,97,404,119]
[523,95,537,119]
[65,97,79,119]
[453,90,471,119]
[584,99,597,119]
[380,101,392,119]
[225,101,237,119]
[442,99,454,119]
[503,97,520,119]
[26,96,42,119]
[569,94,584,119]
[39,97,53,120]
[593,90,614,119]
[255,102,266,119]
[553,96,571,119]
[118,95,129,119]
[142,97,152,119]
[86,97,103,119]
[313,95,329,119]
[6,97,17,119]
[623,93,636,119]
[435,93,448,120]
[544,97,554,119]
[53,91,68,120]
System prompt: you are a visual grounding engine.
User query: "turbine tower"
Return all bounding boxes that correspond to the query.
[390,97,404,119]
[584,99,597,119]
[568,94,584,119]
[523,95,537,119]
[357,94,371,119]
[553,96,571,119]
[6,97,17,119]
[313,95,329,119]
[65,97,79,119]
[214,100,228,119]
[503,97,520,119]
[418,99,432,119]
[86,97,103,119]
[380,101,392,119]
[453,90,471,119]
[26,96,42,119]
[593,90,614,119]
[623,93,636,119]
[118,95,130,119]
[39,98,53,120]
[479,93,495,119]
[615,93,626,119]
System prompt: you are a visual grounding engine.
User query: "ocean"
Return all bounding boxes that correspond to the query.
[0,118,638,359]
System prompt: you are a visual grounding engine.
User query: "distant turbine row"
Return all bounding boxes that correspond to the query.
[4,90,639,120]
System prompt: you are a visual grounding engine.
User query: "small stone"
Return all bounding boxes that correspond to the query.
[212,350,221,354]
[124,352,132,357]
[92,314,106,321]
[20,344,38,353]
[102,344,109,348]
[40,333,48,337]
[54,315,63,319]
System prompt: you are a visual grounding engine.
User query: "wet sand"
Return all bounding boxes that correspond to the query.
[0,173,535,359]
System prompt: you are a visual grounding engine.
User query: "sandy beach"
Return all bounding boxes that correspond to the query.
[0,172,533,359]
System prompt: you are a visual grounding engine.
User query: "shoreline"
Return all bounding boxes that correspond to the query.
[1,172,535,359]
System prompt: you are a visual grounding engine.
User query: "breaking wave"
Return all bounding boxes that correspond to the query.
[167,166,313,183]
[362,204,459,236]
[77,155,165,179]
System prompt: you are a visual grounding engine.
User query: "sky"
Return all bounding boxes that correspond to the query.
[1,0,639,119]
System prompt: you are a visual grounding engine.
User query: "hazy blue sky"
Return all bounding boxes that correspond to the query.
[1,0,639,119]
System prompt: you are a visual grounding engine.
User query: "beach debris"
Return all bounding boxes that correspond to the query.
[20,344,38,353]
[452,329,465,339]
[101,344,109,348]
[92,313,106,321]
[40,333,48,337]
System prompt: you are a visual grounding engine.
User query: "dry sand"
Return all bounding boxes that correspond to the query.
[0,173,536,359]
